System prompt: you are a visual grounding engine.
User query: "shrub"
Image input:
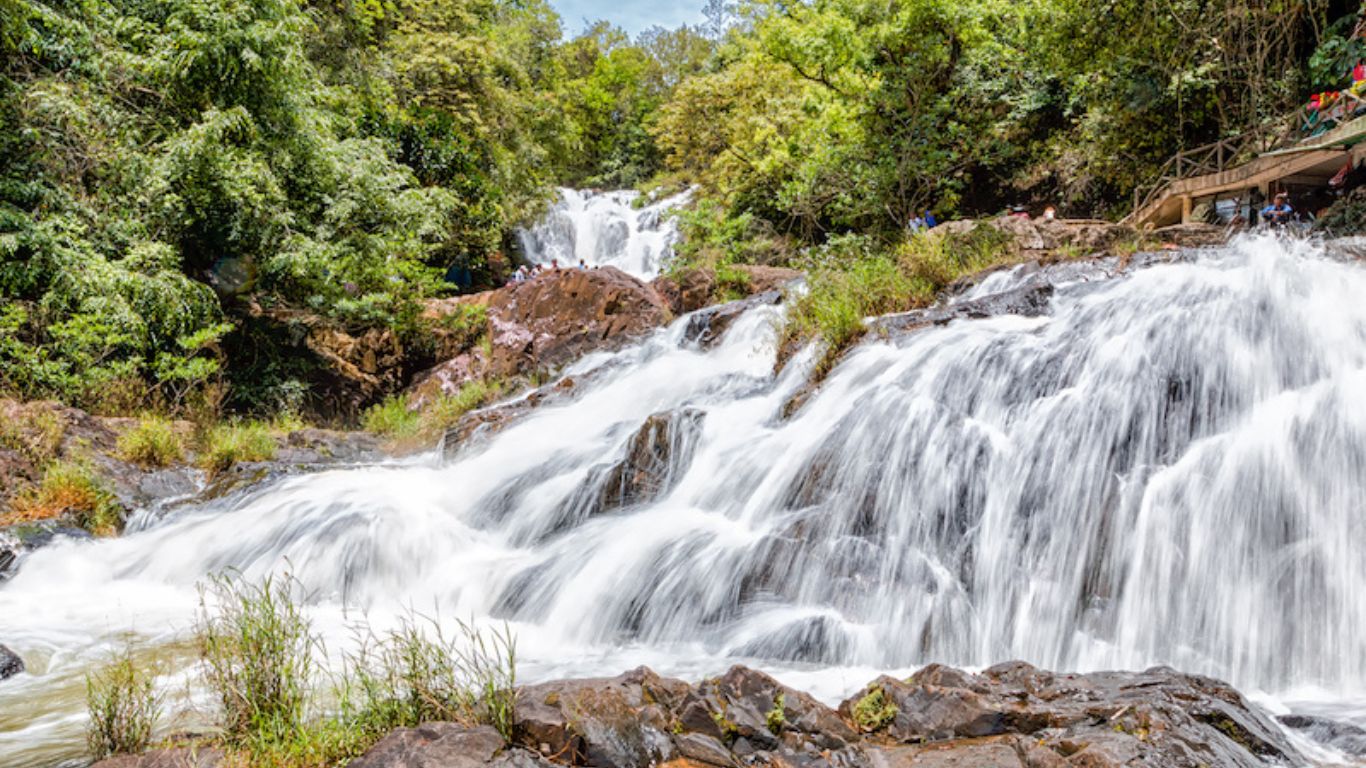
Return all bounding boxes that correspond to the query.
[198,422,277,475]
[87,652,160,760]
[361,397,421,441]
[197,572,315,747]
[3,459,123,535]
[851,685,898,732]
[117,416,184,468]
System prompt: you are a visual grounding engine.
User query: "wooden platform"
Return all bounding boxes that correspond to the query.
[1128,116,1366,228]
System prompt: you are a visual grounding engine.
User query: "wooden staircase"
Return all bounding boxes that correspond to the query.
[1126,113,1366,228]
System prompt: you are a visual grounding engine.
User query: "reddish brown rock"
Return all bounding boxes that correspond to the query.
[652,265,802,315]
[415,268,669,403]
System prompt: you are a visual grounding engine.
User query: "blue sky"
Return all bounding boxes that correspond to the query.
[550,0,706,36]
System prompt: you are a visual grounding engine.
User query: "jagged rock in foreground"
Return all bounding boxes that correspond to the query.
[330,662,1297,768]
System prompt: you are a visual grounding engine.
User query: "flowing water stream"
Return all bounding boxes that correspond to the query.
[3,235,1366,765]
[516,187,693,278]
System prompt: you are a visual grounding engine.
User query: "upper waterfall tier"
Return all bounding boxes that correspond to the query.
[516,187,693,279]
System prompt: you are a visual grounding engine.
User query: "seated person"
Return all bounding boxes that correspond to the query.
[1261,193,1294,226]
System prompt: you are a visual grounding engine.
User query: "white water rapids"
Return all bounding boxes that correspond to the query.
[516,187,693,278]
[4,235,1366,765]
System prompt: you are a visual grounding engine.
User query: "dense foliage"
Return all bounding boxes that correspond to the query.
[1,0,1359,418]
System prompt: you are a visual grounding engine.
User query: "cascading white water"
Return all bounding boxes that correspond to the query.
[516,187,693,279]
[4,235,1366,766]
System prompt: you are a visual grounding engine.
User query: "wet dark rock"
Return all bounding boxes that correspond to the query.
[684,290,783,349]
[597,408,706,513]
[674,733,737,767]
[730,615,854,665]
[0,643,23,680]
[1278,713,1366,756]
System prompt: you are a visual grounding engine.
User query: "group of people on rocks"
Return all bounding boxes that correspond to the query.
[507,258,591,285]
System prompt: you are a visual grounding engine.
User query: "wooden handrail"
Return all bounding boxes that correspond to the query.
[1128,108,1310,221]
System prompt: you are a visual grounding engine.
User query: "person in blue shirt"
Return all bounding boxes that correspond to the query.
[924,210,938,228]
[1261,193,1294,226]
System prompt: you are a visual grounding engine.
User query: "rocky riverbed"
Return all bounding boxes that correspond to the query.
[91,662,1310,768]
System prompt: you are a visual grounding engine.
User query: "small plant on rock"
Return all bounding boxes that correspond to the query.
[117,416,184,468]
[765,693,786,733]
[3,459,124,535]
[198,422,277,476]
[852,685,898,733]
[86,651,160,760]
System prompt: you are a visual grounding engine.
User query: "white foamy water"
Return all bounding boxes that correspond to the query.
[516,187,693,279]
[3,235,1366,766]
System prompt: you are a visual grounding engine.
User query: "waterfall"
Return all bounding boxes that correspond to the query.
[4,235,1366,765]
[516,187,694,279]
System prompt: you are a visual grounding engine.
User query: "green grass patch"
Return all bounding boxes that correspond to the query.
[117,416,184,468]
[783,226,1016,374]
[3,459,124,536]
[198,422,277,476]
[86,651,160,760]
[363,379,504,451]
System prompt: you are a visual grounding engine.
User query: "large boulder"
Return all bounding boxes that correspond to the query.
[596,408,706,513]
[515,667,690,768]
[415,268,669,403]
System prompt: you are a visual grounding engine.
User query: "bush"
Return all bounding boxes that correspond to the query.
[117,416,184,468]
[197,572,315,747]
[198,422,277,475]
[3,459,123,535]
[87,652,160,760]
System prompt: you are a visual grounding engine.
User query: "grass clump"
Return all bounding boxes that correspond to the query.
[117,416,184,468]
[198,572,316,749]
[851,685,898,733]
[86,652,160,760]
[361,397,421,441]
[783,226,1016,374]
[0,403,66,465]
[347,615,519,743]
[363,379,503,451]
[3,459,124,535]
[187,571,520,766]
[198,422,277,475]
